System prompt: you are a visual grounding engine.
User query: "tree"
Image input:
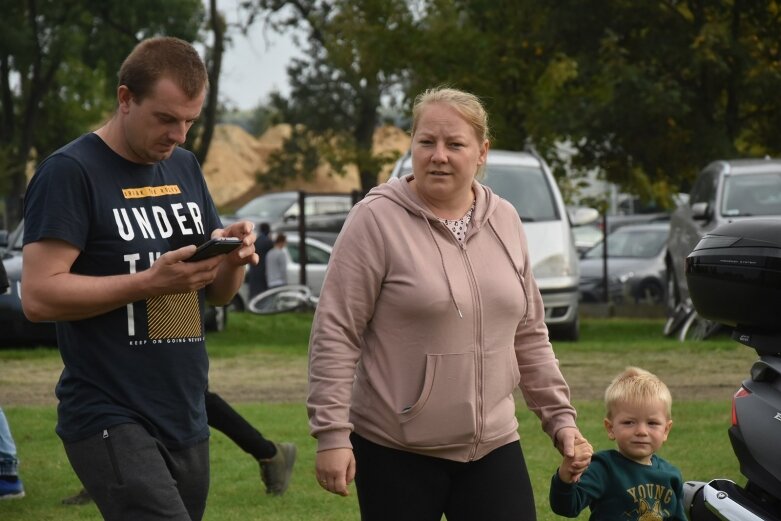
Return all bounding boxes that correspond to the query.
[405,1,781,206]
[187,0,227,166]
[0,0,204,227]
[519,1,781,202]
[252,0,415,194]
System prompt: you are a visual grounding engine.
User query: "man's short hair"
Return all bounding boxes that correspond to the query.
[118,36,208,101]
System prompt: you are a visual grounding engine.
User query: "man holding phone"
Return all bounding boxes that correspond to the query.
[21,37,257,521]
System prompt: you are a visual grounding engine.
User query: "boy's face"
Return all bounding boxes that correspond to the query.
[604,399,672,465]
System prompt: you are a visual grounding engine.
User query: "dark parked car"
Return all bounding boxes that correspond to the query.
[0,222,57,345]
[666,159,781,315]
[579,222,669,304]
[0,220,229,345]
[221,191,355,233]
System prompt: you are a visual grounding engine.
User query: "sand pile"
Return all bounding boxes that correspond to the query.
[202,123,410,209]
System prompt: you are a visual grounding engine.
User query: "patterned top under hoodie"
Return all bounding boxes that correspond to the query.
[307,174,577,462]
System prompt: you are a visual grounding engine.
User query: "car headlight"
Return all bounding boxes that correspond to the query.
[533,254,573,278]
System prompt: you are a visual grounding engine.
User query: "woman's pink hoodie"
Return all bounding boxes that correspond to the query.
[307,175,576,462]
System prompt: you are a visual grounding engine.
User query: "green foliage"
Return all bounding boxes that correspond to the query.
[258,0,416,192]
[219,104,278,136]
[401,0,781,205]
[528,1,781,198]
[0,0,205,225]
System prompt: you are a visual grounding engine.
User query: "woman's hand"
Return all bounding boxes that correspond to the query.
[315,448,356,496]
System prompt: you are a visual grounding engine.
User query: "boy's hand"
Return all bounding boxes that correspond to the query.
[558,437,593,484]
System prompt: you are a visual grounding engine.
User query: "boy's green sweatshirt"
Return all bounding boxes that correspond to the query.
[550,449,687,520]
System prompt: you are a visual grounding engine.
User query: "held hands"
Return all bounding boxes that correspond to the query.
[315,448,356,497]
[558,437,593,483]
[556,427,593,483]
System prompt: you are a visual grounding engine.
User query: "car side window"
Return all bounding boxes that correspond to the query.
[285,243,330,265]
[0,257,8,294]
[305,245,331,264]
[689,169,718,206]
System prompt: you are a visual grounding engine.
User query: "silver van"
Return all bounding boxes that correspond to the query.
[390,149,589,340]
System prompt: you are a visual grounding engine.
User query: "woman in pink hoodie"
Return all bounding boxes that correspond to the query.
[307,87,590,520]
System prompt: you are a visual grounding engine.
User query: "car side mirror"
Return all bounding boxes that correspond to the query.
[691,202,710,220]
[569,207,600,226]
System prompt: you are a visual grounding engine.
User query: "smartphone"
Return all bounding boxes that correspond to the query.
[185,237,242,262]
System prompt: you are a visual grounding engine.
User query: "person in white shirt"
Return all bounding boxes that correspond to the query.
[266,233,291,288]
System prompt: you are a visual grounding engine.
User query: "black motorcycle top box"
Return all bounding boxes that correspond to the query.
[685,218,781,335]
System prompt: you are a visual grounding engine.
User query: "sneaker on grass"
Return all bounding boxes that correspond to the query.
[0,477,25,500]
[259,442,296,496]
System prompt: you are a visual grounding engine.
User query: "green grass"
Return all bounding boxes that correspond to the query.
[0,315,749,520]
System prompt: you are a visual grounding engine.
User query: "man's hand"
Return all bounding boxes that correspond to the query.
[148,245,225,295]
[212,221,259,267]
[315,448,356,497]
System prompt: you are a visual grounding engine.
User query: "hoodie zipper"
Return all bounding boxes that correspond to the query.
[430,212,488,461]
[453,230,485,461]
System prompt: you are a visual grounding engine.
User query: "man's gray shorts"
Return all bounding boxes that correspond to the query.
[64,423,209,521]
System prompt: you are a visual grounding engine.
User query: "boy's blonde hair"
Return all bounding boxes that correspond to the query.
[604,367,672,419]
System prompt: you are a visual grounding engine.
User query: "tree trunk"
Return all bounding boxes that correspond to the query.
[193,0,225,166]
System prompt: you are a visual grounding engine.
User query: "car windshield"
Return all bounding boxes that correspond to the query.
[6,222,23,251]
[721,173,781,217]
[585,229,668,259]
[483,165,559,222]
[235,194,295,219]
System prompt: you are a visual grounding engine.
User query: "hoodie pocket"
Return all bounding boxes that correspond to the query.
[480,346,522,440]
[398,352,477,447]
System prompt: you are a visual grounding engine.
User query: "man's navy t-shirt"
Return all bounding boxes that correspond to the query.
[24,133,221,449]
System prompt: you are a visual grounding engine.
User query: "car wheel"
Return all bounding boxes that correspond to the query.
[635,280,664,305]
[550,317,580,342]
[665,263,680,313]
[205,306,228,332]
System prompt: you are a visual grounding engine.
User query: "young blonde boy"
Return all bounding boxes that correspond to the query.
[549,367,687,520]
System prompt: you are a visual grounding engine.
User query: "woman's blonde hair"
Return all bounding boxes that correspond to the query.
[604,367,672,419]
[410,87,490,178]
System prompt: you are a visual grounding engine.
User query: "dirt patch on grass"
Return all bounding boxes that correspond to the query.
[0,345,757,407]
[558,347,757,403]
[0,352,309,407]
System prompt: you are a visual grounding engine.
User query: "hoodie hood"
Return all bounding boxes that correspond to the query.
[365,174,500,232]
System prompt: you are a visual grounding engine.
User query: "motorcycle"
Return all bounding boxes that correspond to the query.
[682,218,781,520]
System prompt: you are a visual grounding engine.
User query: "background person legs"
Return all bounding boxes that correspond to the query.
[0,406,25,500]
[204,390,296,496]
